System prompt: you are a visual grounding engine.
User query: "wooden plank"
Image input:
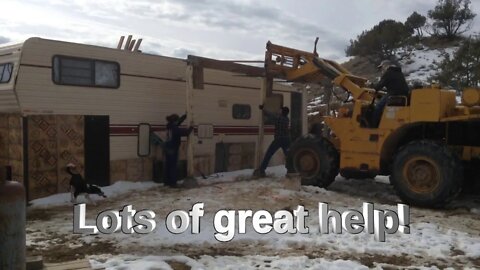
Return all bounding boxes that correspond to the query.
[255,77,270,168]
[187,55,265,77]
[44,259,97,270]
[186,65,195,177]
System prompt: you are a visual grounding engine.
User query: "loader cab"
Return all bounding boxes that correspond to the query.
[357,94,411,129]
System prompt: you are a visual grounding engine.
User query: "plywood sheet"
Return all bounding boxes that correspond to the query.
[56,115,84,193]
[27,115,84,199]
[28,115,58,199]
[0,114,23,182]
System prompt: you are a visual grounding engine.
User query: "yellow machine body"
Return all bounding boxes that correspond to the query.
[264,42,480,175]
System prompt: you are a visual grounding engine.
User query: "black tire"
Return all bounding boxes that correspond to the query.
[391,140,463,208]
[462,163,480,195]
[340,171,377,180]
[286,135,339,187]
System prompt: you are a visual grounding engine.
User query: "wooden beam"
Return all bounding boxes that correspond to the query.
[117,36,125,49]
[124,35,132,50]
[133,38,143,52]
[255,75,273,168]
[44,259,97,270]
[187,55,265,77]
[185,65,195,177]
[128,39,136,51]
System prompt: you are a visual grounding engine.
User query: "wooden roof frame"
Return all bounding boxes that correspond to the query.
[186,55,266,78]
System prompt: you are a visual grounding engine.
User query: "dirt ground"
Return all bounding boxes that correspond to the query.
[26,173,480,269]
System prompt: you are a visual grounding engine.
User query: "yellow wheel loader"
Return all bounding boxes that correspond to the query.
[264,41,480,207]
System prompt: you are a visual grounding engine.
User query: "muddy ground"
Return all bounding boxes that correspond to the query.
[26,173,480,269]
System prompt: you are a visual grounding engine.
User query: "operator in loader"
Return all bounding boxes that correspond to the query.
[371,60,409,127]
[253,105,290,178]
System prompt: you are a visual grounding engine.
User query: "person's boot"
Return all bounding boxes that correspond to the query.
[253,169,266,178]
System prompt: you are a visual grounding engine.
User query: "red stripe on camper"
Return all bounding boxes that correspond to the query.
[110,126,138,136]
[110,125,275,136]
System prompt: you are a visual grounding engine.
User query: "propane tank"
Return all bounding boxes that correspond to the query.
[0,166,26,270]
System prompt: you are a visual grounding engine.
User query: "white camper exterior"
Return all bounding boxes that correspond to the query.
[0,38,306,200]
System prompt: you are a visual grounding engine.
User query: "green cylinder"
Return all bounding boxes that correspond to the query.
[0,167,26,270]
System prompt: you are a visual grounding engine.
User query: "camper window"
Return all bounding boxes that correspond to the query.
[0,63,13,83]
[232,104,251,119]
[53,56,119,88]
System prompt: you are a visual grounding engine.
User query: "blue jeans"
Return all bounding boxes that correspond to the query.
[164,148,179,186]
[372,95,388,127]
[260,137,290,171]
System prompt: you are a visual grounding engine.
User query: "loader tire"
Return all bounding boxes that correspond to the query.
[462,161,480,194]
[286,136,339,188]
[391,140,463,208]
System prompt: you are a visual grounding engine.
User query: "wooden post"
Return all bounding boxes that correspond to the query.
[117,36,125,49]
[255,76,272,168]
[185,65,195,177]
[124,35,132,50]
[133,39,143,52]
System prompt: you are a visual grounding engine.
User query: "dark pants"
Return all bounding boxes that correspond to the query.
[164,148,179,186]
[372,95,388,127]
[260,137,290,172]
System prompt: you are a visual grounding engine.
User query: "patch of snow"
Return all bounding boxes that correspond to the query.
[338,56,355,64]
[29,181,159,207]
[27,165,480,268]
[374,176,390,184]
[461,242,480,258]
[90,254,369,270]
[399,47,457,84]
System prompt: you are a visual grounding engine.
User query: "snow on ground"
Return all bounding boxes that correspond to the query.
[26,166,480,269]
[30,181,159,207]
[398,47,457,83]
[89,254,370,270]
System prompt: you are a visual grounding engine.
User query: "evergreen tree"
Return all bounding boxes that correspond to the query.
[406,12,427,38]
[436,37,480,89]
[428,0,476,40]
[346,20,412,60]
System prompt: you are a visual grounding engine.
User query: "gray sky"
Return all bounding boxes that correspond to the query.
[1,0,480,61]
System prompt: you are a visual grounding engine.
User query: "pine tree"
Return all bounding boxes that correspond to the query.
[428,0,476,40]
[405,12,427,38]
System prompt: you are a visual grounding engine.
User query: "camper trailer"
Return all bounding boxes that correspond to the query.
[0,37,306,200]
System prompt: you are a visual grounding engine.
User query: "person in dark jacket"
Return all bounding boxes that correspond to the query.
[164,113,193,188]
[371,60,410,127]
[254,105,290,177]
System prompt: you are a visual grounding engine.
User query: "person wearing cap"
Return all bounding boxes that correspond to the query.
[164,113,194,188]
[254,105,291,177]
[371,60,410,127]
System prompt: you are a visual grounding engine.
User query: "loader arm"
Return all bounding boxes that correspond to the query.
[265,41,374,101]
